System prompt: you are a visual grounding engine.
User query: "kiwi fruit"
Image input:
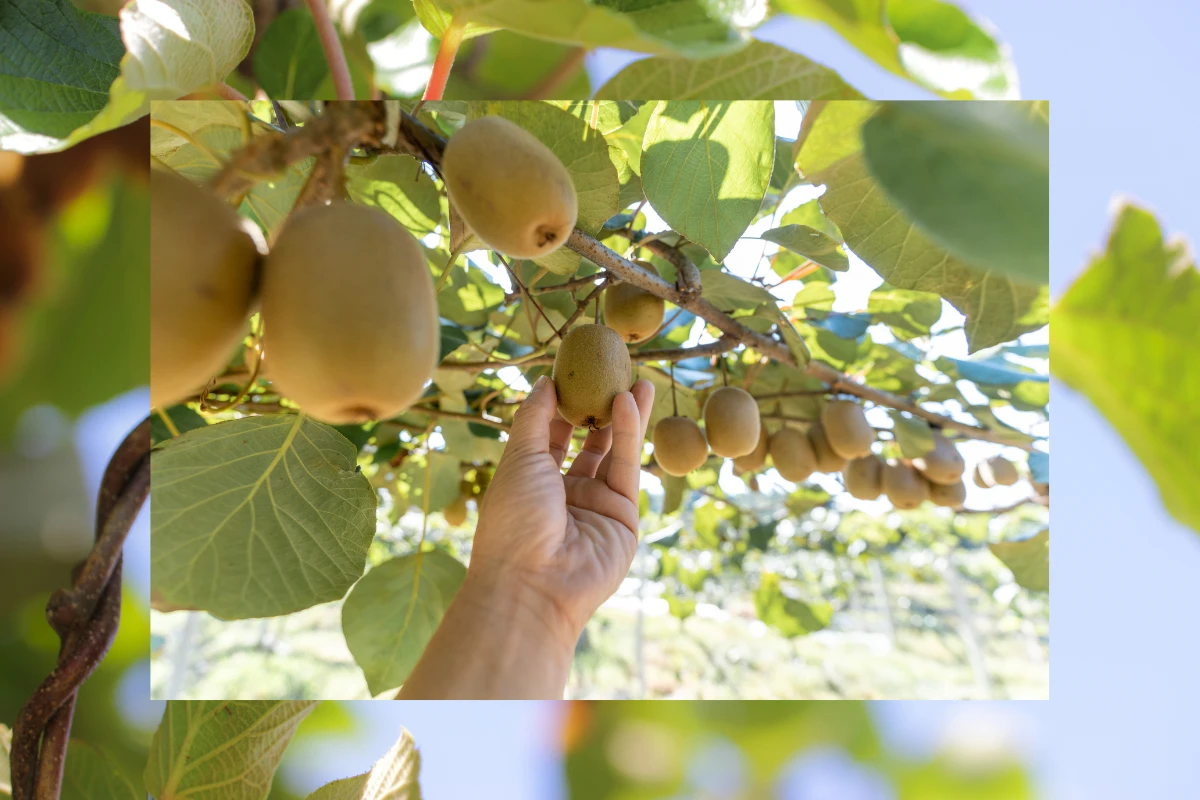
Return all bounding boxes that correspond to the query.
[151,170,258,409]
[807,421,848,473]
[441,116,578,259]
[731,423,769,472]
[913,432,966,485]
[980,455,1020,486]
[652,416,708,476]
[604,260,665,344]
[929,479,967,509]
[443,493,469,527]
[260,201,439,424]
[882,461,929,509]
[821,399,874,459]
[844,455,883,500]
[703,386,761,458]
[553,323,632,429]
[768,427,816,483]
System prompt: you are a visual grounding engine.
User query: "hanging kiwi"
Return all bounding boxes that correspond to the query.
[844,455,884,500]
[929,479,967,509]
[768,427,817,483]
[977,455,1020,487]
[703,386,761,458]
[913,432,966,485]
[821,399,874,459]
[553,323,632,429]
[150,170,259,409]
[731,422,769,472]
[652,416,708,476]
[882,461,929,509]
[605,260,665,344]
[443,493,469,526]
[807,420,848,473]
[441,116,578,259]
[259,201,439,424]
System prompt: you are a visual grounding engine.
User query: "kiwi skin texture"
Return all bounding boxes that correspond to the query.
[985,456,1020,486]
[553,324,632,430]
[442,116,577,259]
[821,399,874,459]
[882,462,929,509]
[653,416,709,477]
[929,479,967,509]
[151,170,258,409]
[260,202,439,425]
[731,423,769,472]
[703,386,762,458]
[808,421,848,473]
[844,455,883,500]
[605,260,665,344]
[768,427,816,483]
[914,433,966,485]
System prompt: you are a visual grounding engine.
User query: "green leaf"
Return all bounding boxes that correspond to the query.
[797,102,1048,352]
[0,179,149,439]
[150,416,377,620]
[861,102,1048,285]
[253,9,333,100]
[145,701,316,800]
[937,355,1047,387]
[664,588,696,620]
[889,411,935,458]
[1028,451,1048,484]
[866,284,941,339]
[346,154,442,235]
[150,405,208,446]
[662,473,688,514]
[342,549,467,695]
[642,101,775,262]
[754,572,831,637]
[468,101,619,275]
[305,728,421,799]
[776,0,1016,99]
[699,270,777,311]
[0,723,11,796]
[595,41,863,100]
[0,0,123,152]
[1052,204,1200,537]
[399,451,462,513]
[988,530,1048,592]
[432,0,754,58]
[761,224,849,271]
[61,741,139,800]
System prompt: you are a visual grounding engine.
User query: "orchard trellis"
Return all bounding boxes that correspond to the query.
[147,99,1049,697]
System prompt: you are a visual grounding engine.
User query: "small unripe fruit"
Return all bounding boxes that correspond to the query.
[441,116,578,259]
[768,427,816,482]
[882,461,929,509]
[703,386,761,458]
[605,260,666,344]
[553,324,632,429]
[652,416,708,476]
[821,399,874,459]
[808,421,848,473]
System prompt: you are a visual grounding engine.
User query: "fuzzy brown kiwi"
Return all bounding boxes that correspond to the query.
[929,478,967,509]
[703,386,761,458]
[553,323,632,429]
[844,454,884,500]
[913,432,966,485]
[605,260,666,344]
[821,399,874,459]
[652,416,708,476]
[731,422,769,472]
[768,427,817,482]
[808,420,848,473]
[443,493,469,526]
[882,461,930,509]
[984,455,1020,486]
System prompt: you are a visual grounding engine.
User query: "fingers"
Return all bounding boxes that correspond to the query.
[548,415,574,468]
[597,380,655,483]
[504,375,557,457]
[565,477,640,536]
[601,379,655,504]
[565,426,612,478]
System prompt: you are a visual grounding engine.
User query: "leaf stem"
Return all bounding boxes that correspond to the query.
[304,0,355,100]
[423,15,467,101]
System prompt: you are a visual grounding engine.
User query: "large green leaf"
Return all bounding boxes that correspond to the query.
[428,0,755,58]
[253,9,334,100]
[797,102,1048,352]
[150,415,377,620]
[861,102,1048,285]
[342,549,467,696]
[145,701,316,800]
[305,729,421,799]
[753,572,831,637]
[760,224,849,271]
[61,742,140,800]
[775,0,1016,99]
[699,269,777,311]
[595,41,864,100]
[1052,204,1200,536]
[346,154,443,236]
[642,101,775,262]
[397,451,462,513]
[468,101,619,275]
[988,530,1048,592]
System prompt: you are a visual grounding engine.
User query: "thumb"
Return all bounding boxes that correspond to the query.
[506,375,557,455]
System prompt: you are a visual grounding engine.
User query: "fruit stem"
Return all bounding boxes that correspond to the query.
[670,362,678,416]
[304,0,355,100]
[423,15,467,101]
[435,237,473,294]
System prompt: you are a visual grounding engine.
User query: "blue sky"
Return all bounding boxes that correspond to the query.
[82,1,1200,796]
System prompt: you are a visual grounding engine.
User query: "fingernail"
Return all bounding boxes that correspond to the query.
[533,375,548,391]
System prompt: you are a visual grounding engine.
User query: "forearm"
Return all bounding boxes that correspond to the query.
[397,570,578,699]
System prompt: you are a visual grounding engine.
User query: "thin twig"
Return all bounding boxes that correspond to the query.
[305,0,355,100]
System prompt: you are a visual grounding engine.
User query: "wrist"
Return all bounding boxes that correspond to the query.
[456,566,581,658]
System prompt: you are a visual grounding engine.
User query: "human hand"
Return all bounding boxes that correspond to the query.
[468,374,655,648]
